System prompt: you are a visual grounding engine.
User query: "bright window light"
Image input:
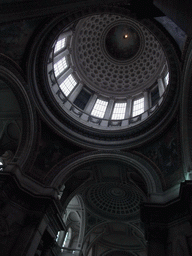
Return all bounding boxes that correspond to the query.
[111,103,127,120]
[62,231,69,247]
[54,57,68,77]
[56,231,60,242]
[164,72,169,87]
[60,74,77,96]
[54,38,66,53]
[0,160,3,171]
[61,229,72,251]
[132,97,144,117]
[91,99,108,118]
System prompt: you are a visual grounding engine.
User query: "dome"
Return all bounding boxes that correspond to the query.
[48,14,168,126]
[29,10,180,149]
[84,182,144,220]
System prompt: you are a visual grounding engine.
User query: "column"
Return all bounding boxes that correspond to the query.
[124,98,132,119]
[103,99,114,120]
[144,91,149,111]
[84,94,97,114]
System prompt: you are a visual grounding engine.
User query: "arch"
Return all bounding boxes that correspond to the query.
[59,195,86,252]
[84,221,144,241]
[0,54,38,170]
[46,151,164,201]
[83,220,145,256]
[83,221,145,254]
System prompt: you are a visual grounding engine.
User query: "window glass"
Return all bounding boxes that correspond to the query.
[111,103,127,120]
[91,99,108,118]
[164,72,169,87]
[61,228,72,251]
[54,38,66,53]
[60,74,77,96]
[132,97,144,117]
[54,57,68,77]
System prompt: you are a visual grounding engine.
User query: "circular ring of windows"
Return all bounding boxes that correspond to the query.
[29,9,180,148]
[47,14,170,130]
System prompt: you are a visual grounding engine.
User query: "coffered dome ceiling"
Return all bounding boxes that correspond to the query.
[29,10,180,149]
[84,182,144,221]
[72,14,165,96]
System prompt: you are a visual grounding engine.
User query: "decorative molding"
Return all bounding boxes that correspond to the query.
[0,54,38,171]
[27,7,181,149]
[46,150,163,197]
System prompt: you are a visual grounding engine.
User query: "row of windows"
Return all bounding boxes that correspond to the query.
[53,58,147,120]
[53,65,168,120]
[53,62,146,120]
[91,98,145,119]
[52,34,169,121]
